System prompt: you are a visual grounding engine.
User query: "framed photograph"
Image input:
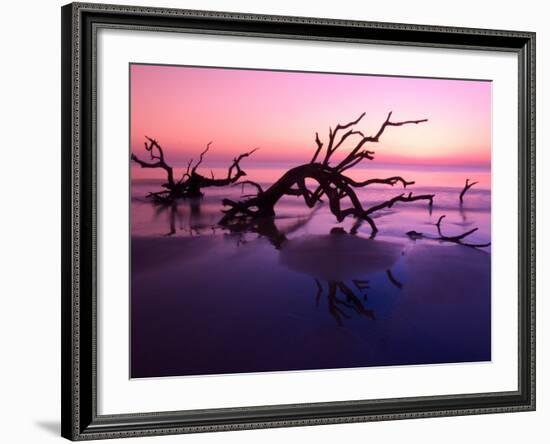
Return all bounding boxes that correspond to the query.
[61,2,535,440]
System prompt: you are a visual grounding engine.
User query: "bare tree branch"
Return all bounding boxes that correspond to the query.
[406,215,490,249]
[310,132,324,163]
[131,136,175,189]
[435,215,490,247]
[372,111,427,141]
[344,176,415,188]
[227,147,259,181]
[459,178,479,203]
[322,112,367,165]
[365,192,434,216]
[319,111,428,172]
[191,141,212,173]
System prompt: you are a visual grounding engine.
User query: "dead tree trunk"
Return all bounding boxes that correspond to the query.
[220,111,434,237]
[131,137,257,203]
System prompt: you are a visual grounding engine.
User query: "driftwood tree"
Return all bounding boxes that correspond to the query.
[131,136,258,203]
[220,111,434,237]
[459,178,478,203]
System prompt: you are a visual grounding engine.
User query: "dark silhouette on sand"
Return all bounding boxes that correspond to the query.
[406,215,491,248]
[219,112,435,237]
[131,136,257,203]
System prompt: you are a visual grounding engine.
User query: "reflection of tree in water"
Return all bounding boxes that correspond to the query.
[150,191,485,324]
[151,200,397,325]
[311,269,405,325]
[221,204,322,248]
[459,204,467,223]
[153,202,182,236]
[313,278,375,326]
[153,198,220,237]
[222,213,406,325]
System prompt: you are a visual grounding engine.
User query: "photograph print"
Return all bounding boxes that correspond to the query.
[130,63,492,379]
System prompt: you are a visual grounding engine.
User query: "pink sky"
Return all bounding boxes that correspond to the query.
[130,64,491,169]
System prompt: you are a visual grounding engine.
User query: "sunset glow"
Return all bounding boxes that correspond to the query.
[130,64,491,170]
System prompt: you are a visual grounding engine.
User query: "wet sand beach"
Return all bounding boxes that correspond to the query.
[131,169,491,378]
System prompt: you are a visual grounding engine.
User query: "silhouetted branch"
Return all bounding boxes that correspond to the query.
[405,215,490,249]
[191,141,212,173]
[226,147,259,180]
[435,215,490,247]
[322,112,366,165]
[310,132,324,163]
[332,111,427,172]
[459,178,478,203]
[345,176,415,188]
[132,137,257,203]
[365,192,434,216]
[131,137,175,189]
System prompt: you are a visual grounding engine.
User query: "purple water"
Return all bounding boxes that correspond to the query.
[130,165,491,378]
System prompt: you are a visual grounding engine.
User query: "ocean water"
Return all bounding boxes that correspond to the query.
[130,165,491,378]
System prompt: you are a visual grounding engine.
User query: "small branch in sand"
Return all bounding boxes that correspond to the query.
[406,215,490,249]
[459,178,478,203]
[435,215,490,248]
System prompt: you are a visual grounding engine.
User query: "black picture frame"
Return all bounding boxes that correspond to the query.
[61,2,536,440]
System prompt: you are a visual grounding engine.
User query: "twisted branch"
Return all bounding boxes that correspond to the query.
[131,136,175,188]
[132,137,257,203]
